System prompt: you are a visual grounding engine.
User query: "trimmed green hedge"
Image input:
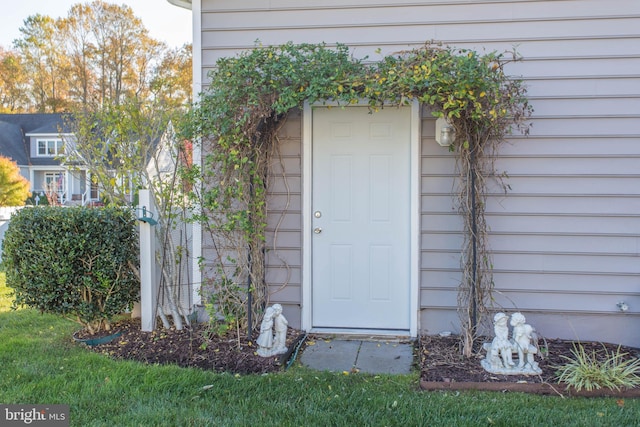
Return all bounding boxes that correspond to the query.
[2,207,139,333]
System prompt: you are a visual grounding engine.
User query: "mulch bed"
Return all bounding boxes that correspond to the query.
[81,317,304,374]
[79,318,640,396]
[419,334,640,397]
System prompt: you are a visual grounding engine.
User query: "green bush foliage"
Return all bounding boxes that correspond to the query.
[2,206,139,333]
[182,42,532,351]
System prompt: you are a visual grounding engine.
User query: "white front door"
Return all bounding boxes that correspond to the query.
[311,106,411,331]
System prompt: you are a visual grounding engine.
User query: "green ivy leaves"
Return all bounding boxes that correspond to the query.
[181,41,532,336]
[186,41,531,150]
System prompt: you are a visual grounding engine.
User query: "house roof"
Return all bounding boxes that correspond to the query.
[0,113,71,167]
[0,113,72,135]
[0,120,29,165]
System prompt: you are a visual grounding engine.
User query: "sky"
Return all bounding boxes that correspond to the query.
[0,0,192,49]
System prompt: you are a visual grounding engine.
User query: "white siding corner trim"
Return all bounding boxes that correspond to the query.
[301,102,313,332]
[409,100,420,337]
[191,0,203,307]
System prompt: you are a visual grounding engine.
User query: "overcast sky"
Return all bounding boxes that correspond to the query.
[0,0,192,49]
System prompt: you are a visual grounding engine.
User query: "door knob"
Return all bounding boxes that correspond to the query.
[314,227,322,234]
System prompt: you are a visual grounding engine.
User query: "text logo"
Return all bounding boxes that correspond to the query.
[1,405,69,426]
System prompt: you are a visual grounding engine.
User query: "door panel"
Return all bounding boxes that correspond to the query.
[312,106,411,330]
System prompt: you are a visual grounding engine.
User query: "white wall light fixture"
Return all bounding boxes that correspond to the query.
[435,117,454,147]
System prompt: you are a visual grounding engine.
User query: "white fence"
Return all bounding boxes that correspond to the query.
[0,207,24,262]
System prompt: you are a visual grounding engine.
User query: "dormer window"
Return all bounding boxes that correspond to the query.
[37,139,64,156]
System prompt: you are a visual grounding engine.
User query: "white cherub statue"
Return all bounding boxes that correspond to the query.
[482,312,515,372]
[481,311,542,375]
[510,312,540,372]
[256,304,289,357]
[256,306,275,357]
[271,304,288,355]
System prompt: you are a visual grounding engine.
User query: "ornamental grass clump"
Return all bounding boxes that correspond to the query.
[555,343,640,391]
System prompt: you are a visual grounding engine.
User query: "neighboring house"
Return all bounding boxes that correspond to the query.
[171,0,640,346]
[0,113,100,206]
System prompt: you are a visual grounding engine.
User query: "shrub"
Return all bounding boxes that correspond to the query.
[2,206,139,333]
[555,343,640,391]
[0,155,30,206]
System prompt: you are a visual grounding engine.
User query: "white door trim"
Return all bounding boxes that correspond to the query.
[302,101,420,337]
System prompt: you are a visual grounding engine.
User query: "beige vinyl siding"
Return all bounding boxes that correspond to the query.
[419,115,460,335]
[200,0,640,344]
[264,109,303,323]
[197,112,304,323]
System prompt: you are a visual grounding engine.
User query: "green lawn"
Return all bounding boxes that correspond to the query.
[0,272,13,312]
[1,278,638,426]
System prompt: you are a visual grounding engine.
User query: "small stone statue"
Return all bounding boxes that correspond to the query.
[483,312,515,372]
[256,304,288,357]
[272,304,288,355]
[481,312,542,375]
[256,306,275,357]
[510,312,539,371]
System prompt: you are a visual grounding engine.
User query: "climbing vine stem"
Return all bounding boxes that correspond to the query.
[180,42,532,354]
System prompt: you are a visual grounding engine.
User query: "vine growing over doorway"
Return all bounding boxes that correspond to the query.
[181,42,532,355]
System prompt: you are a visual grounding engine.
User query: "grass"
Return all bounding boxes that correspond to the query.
[0,272,13,312]
[1,278,639,426]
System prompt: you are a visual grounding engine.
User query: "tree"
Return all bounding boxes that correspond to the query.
[65,100,191,330]
[90,1,149,106]
[0,156,31,206]
[14,14,69,112]
[0,48,29,112]
[59,3,97,109]
[8,1,192,113]
[150,44,193,108]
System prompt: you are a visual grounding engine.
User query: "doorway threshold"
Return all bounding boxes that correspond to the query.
[309,328,412,341]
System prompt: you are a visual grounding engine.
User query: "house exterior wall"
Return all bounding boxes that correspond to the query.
[198,0,640,345]
[264,109,304,323]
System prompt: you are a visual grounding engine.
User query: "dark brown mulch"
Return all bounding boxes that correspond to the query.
[82,317,303,374]
[80,318,640,395]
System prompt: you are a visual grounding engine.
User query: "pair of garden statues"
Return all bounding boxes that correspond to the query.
[481,312,542,375]
[256,304,288,357]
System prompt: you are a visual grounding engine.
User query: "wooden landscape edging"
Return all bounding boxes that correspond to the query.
[420,381,640,397]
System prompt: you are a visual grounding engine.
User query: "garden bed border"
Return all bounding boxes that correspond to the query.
[420,380,640,397]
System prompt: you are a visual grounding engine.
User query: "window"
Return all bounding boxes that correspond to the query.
[37,139,64,156]
[44,172,65,190]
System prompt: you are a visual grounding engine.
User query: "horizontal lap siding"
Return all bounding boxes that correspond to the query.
[200,0,640,345]
[199,111,303,326]
[419,0,640,344]
[200,0,640,80]
[264,110,303,325]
